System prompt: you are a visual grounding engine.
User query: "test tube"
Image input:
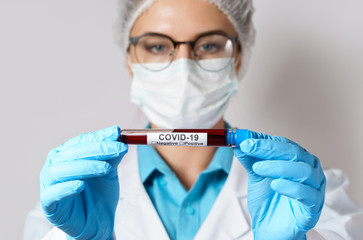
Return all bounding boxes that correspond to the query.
[117,129,250,147]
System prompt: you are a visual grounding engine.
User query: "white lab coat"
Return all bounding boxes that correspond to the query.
[24,146,363,240]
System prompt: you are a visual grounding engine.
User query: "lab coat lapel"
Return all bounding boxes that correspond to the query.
[195,158,251,240]
[114,146,170,240]
[114,147,251,240]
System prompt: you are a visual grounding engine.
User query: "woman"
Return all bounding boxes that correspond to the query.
[25,0,362,239]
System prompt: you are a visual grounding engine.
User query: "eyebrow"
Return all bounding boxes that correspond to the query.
[133,29,235,41]
[195,30,232,37]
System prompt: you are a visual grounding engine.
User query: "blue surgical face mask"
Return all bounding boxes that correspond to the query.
[130,58,239,129]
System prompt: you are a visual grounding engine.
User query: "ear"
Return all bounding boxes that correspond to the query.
[235,54,242,74]
[126,56,133,78]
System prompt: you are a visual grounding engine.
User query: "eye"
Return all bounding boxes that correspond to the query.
[148,44,168,54]
[197,43,221,53]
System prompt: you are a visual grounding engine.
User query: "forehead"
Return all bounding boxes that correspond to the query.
[130,0,237,40]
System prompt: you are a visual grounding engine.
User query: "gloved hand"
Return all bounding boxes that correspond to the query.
[233,131,326,240]
[40,126,128,239]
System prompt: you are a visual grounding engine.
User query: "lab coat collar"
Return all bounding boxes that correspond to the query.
[116,145,250,239]
[117,145,170,239]
[195,157,250,239]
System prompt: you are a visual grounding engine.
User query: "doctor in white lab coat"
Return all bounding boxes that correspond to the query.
[25,145,363,239]
[24,0,363,239]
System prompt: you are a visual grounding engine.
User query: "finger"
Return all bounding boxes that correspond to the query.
[252,160,323,189]
[56,126,121,151]
[44,148,58,167]
[41,180,85,214]
[235,130,293,160]
[233,147,264,181]
[249,130,296,144]
[233,146,248,159]
[240,138,317,167]
[271,179,324,213]
[42,160,112,186]
[51,141,128,164]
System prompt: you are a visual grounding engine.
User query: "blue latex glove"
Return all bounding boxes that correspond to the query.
[40,126,128,239]
[233,131,326,240]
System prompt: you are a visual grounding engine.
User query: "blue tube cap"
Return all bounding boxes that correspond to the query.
[234,129,250,146]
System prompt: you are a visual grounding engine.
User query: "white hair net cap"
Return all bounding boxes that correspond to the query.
[115,0,255,79]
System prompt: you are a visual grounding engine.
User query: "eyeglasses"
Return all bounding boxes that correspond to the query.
[128,32,239,72]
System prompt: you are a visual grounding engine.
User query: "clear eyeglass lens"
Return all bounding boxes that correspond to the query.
[134,34,235,71]
[135,35,174,71]
[194,35,234,71]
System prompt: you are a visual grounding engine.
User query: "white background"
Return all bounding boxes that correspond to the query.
[1,0,362,239]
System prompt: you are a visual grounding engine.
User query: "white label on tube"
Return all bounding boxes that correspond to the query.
[147,132,207,146]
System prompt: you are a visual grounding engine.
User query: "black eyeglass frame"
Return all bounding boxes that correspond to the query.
[128,32,241,72]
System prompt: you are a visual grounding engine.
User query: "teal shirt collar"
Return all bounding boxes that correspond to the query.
[138,145,233,183]
[138,122,233,183]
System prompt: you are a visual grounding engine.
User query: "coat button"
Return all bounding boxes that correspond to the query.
[185,206,195,215]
